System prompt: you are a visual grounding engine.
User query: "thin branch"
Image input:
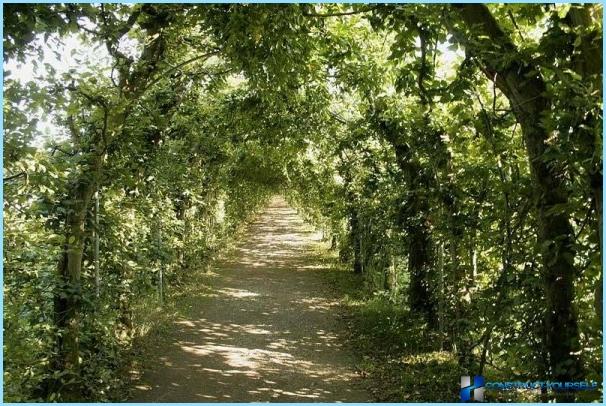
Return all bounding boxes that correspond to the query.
[100,107,109,152]
[492,73,497,114]
[67,115,81,145]
[110,65,120,89]
[66,85,109,108]
[507,9,526,43]
[169,51,221,75]
[416,22,430,106]
[76,23,101,36]
[141,50,221,93]
[3,172,26,182]
[302,5,378,18]
[51,145,77,157]
[188,67,234,80]
[329,111,349,125]
[574,204,594,241]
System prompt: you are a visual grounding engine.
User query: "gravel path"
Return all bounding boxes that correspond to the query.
[131,197,371,402]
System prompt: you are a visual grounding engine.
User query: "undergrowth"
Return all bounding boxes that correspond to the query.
[320,248,575,403]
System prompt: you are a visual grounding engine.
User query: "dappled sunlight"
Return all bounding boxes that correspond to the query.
[300,297,341,312]
[131,197,369,402]
[215,288,260,298]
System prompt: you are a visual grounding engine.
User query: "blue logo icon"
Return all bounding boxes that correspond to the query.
[461,375,485,402]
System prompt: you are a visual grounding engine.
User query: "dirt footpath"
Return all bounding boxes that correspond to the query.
[130,196,371,402]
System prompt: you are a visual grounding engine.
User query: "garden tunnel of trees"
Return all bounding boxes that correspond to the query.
[2,3,603,402]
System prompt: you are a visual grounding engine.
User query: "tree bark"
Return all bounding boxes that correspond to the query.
[453,3,582,382]
[93,189,100,298]
[53,154,101,399]
[350,207,363,274]
[407,221,434,324]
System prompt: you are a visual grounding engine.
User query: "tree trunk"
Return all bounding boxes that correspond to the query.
[388,136,436,328]
[53,157,99,399]
[408,222,435,326]
[371,109,436,327]
[384,248,397,291]
[453,3,582,382]
[350,208,363,274]
[93,189,100,298]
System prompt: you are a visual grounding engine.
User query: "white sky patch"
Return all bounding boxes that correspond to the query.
[436,40,465,81]
[4,34,113,147]
[5,33,112,86]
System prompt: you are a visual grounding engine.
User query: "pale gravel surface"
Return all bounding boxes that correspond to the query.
[131,197,371,402]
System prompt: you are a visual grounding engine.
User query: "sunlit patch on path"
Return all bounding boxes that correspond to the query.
[130,196,370,402]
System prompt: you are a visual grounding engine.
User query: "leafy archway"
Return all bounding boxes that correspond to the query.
[3,3,602,402]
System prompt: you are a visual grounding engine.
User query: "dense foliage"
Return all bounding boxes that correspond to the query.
[3,3,602,402]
